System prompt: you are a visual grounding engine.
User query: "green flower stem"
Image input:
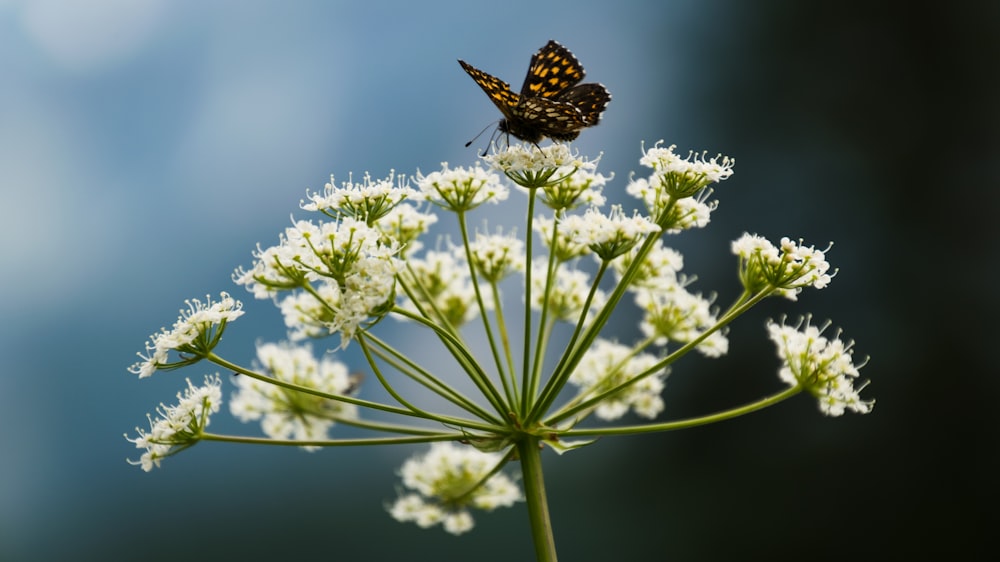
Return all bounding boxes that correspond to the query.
[457,210,511,397]
[398,262,462,338]
[208,352,493,432]
[517,435,558,562]
[529,259,611,423]
[363,332,502,425]
[545,287,773,426]
[526,232,662,424]
[527,216,564,408]
[391,306,509,418]
[322,414,462,436]
[357,335,500,430]
[488,279,520,410]
[560,384,803,437]
[521,190,539,415]
[199,432,462,447]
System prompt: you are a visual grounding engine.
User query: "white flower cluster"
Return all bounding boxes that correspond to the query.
[624,141,732,229]
[374,203,438,258]
[481,143,584,174]
[229,343,359,450]
[529,258,607,324]
[233,218,402,348]
[302,171,420,223]
[559,205,660,261]
[415,163,508,211]
[129,293,244,378]
[639,141,734,184]
[468,231,526,282]
[569,339,668,420]
[397,246,486,327]
[767,319,872,416]
[388,442,522,535]
[126,375,223,471]
[732,233,833,299]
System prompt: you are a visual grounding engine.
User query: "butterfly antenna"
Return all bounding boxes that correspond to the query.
[464,121,497,148]
[479,127,506,157]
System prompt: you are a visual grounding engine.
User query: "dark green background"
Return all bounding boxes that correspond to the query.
[1,1,995,560]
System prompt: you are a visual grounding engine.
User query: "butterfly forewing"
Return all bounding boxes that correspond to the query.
[458,60,519,117]
[520,40,586,98]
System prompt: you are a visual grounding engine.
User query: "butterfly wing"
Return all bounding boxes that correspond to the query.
[520,40,586,98]
[555,83,611,126]
[459,60,520,119]
[509,97,590,142]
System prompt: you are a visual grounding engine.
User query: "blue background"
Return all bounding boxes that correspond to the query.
[1,1,996,560]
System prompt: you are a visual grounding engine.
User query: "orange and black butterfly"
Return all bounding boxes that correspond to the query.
[458,40,611,144]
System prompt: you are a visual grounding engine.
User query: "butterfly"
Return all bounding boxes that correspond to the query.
[458,40,611,145]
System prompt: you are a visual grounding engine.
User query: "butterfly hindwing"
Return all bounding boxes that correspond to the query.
[555,83,612,125]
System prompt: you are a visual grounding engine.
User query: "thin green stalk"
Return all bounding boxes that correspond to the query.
[517,436,558,562]
[560,384,803,437]
[457,211,510,398]
[545,287,773,426]
[489,280,520,411]
[527,232,662,423]
[200,432,462,447]
[391,306,508,417]
[528,259,611,423]
[363,331,502,425]
[527,214,563,408]
[208,352,427,419]
[521,190,539,415]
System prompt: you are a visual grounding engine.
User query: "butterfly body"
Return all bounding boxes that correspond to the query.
[459,40,611,144]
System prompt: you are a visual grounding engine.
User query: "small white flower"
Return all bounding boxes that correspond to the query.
[560,205,659,261]
[538,167,611,210]
[635,284,728,357]
[374,202,438,257]
[398,247,485,327]
[625,176,717,231]
[129,293,244,378]
[767,318,872,416]
[389,442,522,535]
[569,339,668,420]
[482,143,588,175]
[468,231,525,282]
[732,233,833,299]
[639,141,734,185]
[235,218,401,347]
[416,163,508,211]
[533,214,592,261]
[126,374,223,471]
[229,342,359,450]
[612,239,685,290]
[302,171,419,223]
[529,259,606,324]
[388,494,444,529]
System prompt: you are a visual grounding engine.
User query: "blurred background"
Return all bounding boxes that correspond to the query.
[1,1,996,560]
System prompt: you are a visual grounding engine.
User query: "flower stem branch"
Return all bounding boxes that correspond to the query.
[559,384,802,437]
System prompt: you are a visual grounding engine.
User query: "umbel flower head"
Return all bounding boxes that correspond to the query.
[127,136,873,556]
[388,442,522,535]
[125,375,223,471]
[233,217,403,348]
[229,342,360,450]
[733,233,833,299]
[129,293,244,379]
[768,317,873,416]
